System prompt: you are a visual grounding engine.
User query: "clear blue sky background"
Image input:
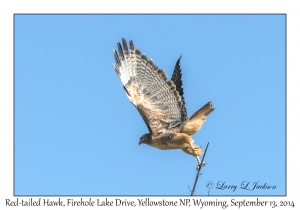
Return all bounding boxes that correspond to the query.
[14,14,285,196]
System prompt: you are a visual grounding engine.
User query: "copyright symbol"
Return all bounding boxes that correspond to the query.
[206,181,214,189]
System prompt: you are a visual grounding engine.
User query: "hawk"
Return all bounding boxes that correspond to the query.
[112,38,214,168]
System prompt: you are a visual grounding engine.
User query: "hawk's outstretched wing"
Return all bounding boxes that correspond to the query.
[171,56,187,122]
[112,38,186,135]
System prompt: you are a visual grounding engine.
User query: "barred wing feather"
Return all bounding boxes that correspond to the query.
[112,38,186,135]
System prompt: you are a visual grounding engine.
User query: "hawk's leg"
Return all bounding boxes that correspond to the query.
[189,143,205,170]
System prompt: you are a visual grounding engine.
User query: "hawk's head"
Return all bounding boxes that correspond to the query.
[139,133,151,145]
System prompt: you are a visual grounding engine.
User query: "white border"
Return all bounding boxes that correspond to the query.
[1,1,298,209]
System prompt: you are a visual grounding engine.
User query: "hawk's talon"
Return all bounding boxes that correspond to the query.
[196,162,206,170]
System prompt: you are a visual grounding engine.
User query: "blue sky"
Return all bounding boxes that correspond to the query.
[14,14,285,196]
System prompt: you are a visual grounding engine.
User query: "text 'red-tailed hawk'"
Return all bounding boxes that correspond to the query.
[112,38,214,168]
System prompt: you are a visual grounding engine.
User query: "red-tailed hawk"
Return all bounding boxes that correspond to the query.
[112,38,214,168]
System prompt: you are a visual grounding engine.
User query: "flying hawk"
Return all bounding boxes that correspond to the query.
[112,38,214,168]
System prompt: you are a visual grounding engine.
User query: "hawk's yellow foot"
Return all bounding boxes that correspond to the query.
[196,156,206,170]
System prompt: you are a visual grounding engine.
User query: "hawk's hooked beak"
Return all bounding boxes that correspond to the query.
[139,138,144,145]
[139,134,149,145]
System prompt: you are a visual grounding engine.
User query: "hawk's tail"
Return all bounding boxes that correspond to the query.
[179,102,214,135]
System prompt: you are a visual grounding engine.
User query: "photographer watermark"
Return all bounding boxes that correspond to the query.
[206,180,276,193]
